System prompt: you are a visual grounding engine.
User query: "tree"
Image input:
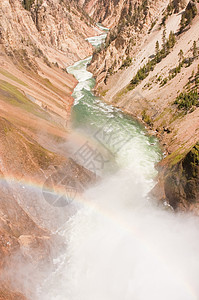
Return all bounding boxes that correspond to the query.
[162,26,167,54]
[180,13,186,32]
[168,31,176,48]
[193,41,197,58]
[195,64,199,85]
[178,49,184,63]
[22,0,34,11]
[155,40,160,62]
[155,40,160,54]
[179,1,197,32]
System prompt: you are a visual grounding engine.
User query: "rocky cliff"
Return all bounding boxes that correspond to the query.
[89,0,199,212]
[161,143,199,211]
[76,0,126,28]
[88,0,176,86]
[0,115,94,298]
[0,0,98,298]
[0,0,96,67]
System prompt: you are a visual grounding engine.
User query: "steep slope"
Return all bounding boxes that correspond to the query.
[0,0,99,150]
[0,1,98,298]
[88,0,176,86]
[90,0,199,212]
[0,0,96,67]
[0,117,59,299]
[0,48,76,151]
[0,115,95,298]
[76,0,126,27]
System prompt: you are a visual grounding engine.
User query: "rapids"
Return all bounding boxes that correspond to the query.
[37,25,199,300]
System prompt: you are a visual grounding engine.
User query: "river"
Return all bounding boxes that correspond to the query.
[37,25,199,300]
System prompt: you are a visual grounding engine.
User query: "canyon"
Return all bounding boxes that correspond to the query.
[0,0,198,299]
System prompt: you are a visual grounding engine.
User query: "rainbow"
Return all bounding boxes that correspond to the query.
[0,172,197,299]
[0,172,82,207]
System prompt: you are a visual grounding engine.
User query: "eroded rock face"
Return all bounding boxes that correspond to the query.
[0,0,95,66]
[88,0,166,85]
[0,116,96,298]
[0,1,99,298]
[173,0,187,12]
[163,143,199,211]
[151,143,199,212]
[77,0,125,27]
[0,287,27,300]
[0,117,53,298]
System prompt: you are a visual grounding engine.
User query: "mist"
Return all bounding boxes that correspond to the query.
[37,162,199,300]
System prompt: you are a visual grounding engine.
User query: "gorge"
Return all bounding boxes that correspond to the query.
[0,0,199,299]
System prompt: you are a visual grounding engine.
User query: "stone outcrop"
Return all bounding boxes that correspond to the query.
[152,143,199,212]
[164,144,199,211]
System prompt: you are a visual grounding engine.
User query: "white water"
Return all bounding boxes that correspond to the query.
[37,26,199,300]
[38,164,199,300]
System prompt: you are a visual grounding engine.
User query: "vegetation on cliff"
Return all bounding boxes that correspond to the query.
[87,0,199,213]
[174,88,199,111]
[174,58,199,112]
[90,0,162,81]
[127,30,176,91]
[179,0,197,32]
[161,0,186,25]
[22,0,35,11]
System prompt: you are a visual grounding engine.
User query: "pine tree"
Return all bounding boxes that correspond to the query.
[155,41,160,55]
[168,31,176,48]
[193,41,197,58]
[162,26,167,54]
[178,49,184,63]
[155,41,160,62]
[22,0,35,11]
[180,14,186,32]
[195,64,199,85]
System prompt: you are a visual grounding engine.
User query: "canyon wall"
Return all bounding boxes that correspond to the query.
[76,0,125,27]
[88,0,171,86]
[89,0,199,212]
[0,0,97,298]
[0,0,97,67]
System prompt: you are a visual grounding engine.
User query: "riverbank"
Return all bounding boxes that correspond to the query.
[94,75,199,213]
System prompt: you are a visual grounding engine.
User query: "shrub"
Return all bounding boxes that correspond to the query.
[22,0,35,11]
[174,89,198,110]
